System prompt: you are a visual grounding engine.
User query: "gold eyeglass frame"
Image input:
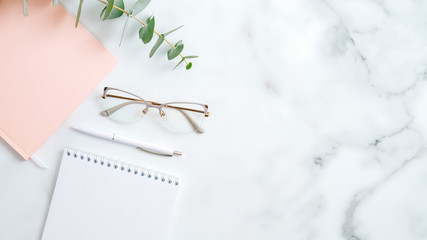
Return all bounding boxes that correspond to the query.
[100,87,210,133]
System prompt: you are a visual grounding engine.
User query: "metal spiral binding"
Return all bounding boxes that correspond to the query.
[65,148,180,186]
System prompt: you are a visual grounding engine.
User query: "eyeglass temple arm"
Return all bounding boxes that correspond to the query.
[100,101,144,117]
[176,109,205,134]
[101,100,205,133]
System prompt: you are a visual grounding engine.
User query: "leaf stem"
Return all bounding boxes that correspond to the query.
[96,0,188,65]
[23,0,28,16]
[76,0,84,28]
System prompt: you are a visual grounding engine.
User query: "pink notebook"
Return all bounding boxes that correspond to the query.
[0,0,117,161]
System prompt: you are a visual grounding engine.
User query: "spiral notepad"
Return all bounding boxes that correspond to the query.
[41,149,180,240]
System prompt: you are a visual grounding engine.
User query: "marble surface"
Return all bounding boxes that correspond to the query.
[1,0,427,239]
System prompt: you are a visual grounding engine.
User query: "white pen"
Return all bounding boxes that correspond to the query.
[72,125,182,157]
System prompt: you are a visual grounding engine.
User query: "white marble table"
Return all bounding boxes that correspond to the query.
[1,0,427,239]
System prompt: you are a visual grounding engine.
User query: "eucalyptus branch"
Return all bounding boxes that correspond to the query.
[95,0,188,66]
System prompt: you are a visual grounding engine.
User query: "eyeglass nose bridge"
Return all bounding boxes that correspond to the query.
[141,103,163,116]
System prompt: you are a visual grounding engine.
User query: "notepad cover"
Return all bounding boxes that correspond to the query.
[42,149,180,240]
[0,0,117,160]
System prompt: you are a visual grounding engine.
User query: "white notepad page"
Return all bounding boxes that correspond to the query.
[42,149,180,240]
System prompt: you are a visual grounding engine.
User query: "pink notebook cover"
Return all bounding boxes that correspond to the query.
[0,0,117,160]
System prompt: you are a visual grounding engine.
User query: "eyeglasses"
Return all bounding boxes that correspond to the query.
[100,87,210,133]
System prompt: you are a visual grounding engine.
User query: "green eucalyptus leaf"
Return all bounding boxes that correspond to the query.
[23,0,28,16]
[185,62,192,70]
[146,16,155,40]
[100,0,124,20]
[167,41,184,60]
[119,16,131,46]
[139,27,150,44]
[100,7,106,19]
[163,25,183,36]
[75,0,84,27]
[173,58,186,70]
[150,34,165,58]
[183,56,199,59]
[139,16,155,44]
[102,0,114,20]
[132,0,151,16]
[139,27,145,40]
[109,0,125,18]
[53,0,58,6]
